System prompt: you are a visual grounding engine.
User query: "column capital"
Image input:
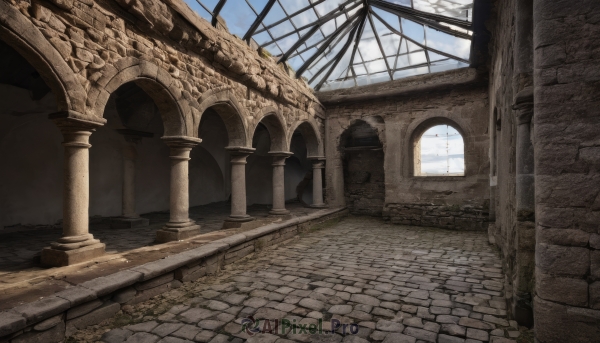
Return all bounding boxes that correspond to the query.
[161,136,202,148]
[50,111,105,133]
[226,146,256,156]
[117,129,153,143]
[268,151,294,158]
[269,151,292,166]
[513,87,534,125]
[309,156,326,169]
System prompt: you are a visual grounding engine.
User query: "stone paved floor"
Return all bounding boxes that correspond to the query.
[70,217,530,343]
[0,201,318,274]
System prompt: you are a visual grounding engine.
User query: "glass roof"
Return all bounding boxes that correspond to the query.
[184,0,474,91]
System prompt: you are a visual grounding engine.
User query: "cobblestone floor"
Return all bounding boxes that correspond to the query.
[70,217,530,343]
[0,201,318,274]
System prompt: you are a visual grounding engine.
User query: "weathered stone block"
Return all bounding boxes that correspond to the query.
[0,311,26,337]
[54,286,97,307]
[536,243,590,277]
[591,250,600,279]
[33,314,62,331]
[13,297,70,325]
[175,264,207,283]
[127,283,171,305]
[591,282,600,310]
[534,296,600,343]
[112,287,137,304]
[66,301,120,336]
[66,299,103,320]
[80,270,143,296]
[11,322,65,343]
[135,273,174,291]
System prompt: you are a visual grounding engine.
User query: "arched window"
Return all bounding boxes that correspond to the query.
[415,124,465,176]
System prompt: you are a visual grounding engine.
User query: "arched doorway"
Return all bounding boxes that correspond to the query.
[340,119,385,216]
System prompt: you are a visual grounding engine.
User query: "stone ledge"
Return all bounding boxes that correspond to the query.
[0,207,347,341]
[318,68,481,105]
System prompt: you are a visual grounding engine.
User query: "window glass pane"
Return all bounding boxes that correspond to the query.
[184,0,474,91]
[393,66,429,79]
[401,18,424,44]
[353,64,367,75]
[291,8,319,27]
[419,125,465,176]
[263,2,286,26]
[268,20,297,40]
[425,27,471,60]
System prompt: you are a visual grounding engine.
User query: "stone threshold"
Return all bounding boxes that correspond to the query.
[0,207,347,341]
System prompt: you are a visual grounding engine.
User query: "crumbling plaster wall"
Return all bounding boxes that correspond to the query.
[324,78,490,230]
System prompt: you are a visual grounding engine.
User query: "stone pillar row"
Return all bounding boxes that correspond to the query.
[40,117,323,266]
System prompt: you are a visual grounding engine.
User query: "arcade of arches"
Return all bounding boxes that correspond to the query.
[0,0,599,342]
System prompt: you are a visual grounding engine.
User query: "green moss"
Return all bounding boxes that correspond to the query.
[111,313,133,327]
[258,47,272,59]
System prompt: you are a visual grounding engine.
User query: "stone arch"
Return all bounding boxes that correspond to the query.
[289,119,323,158]
[408,117,468,177]
[252,107,288,152]
[339,117,385,152]
[0,1,87,114]
[197,89,249,147]
[88,58,190,137]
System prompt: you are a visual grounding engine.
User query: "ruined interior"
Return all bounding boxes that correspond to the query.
[0,0,598,342]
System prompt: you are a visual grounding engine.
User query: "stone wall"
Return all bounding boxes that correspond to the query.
[386,203,488,231]
[532,0,600,341]
[0,0,326,228]
[486,0,523,325]
[322,70,490,231]
[0,0,325,152]
[343,149,385,216]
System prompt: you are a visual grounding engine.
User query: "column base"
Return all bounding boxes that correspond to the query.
[513,292,534,328]
[269,209,290,216]
[110,217,150,229]
[309,204,328,209]
[155,223,201,243]
[222,215,254,229]
[40,243,106,267]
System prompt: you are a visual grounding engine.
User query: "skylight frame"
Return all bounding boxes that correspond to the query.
[190,0,474,91]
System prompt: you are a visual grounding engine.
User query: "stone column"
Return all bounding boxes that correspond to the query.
[41,117,105,267]
[155,136,202,243]
[224,147,255,227]
[309,157,327,208]
[110,130,152,229]
[511,0,535,327]
[268,151,293,215]
[512,87,535,327]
